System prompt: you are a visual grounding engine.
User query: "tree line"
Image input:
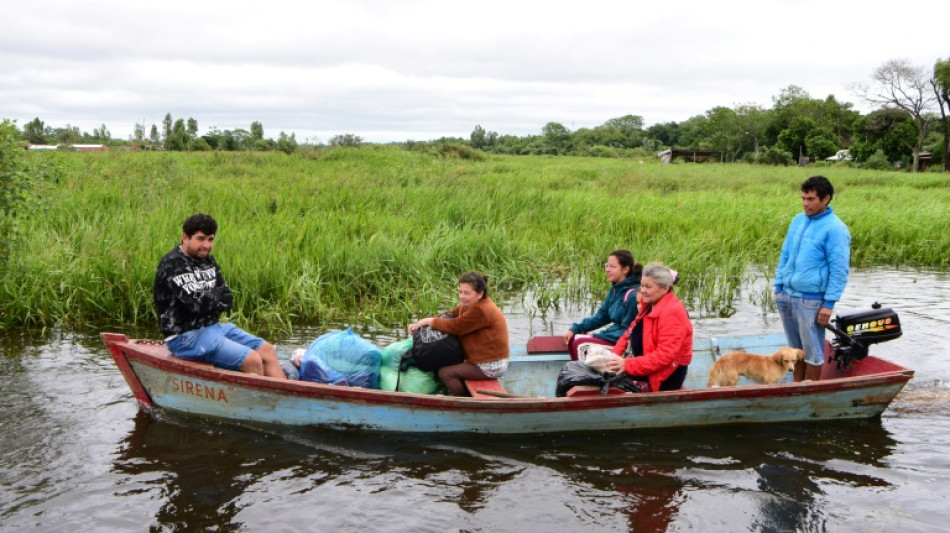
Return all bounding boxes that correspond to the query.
[465,58,950,172]
[20,114,302,155]
[9,58,950,171]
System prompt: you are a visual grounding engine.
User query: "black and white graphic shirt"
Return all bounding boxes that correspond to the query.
[153,245,233,337]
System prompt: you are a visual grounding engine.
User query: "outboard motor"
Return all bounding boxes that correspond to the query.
[824,302,902,369]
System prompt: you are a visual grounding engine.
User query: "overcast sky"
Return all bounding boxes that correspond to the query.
[2,0,947,143]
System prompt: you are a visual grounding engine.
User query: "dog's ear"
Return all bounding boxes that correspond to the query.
[795,349,805,361]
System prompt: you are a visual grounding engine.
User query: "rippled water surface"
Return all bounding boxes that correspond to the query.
[2,269,949,532]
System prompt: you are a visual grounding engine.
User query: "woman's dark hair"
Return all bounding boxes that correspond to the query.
[610,249,642,278]
[459,271,489,299]
[182,213,217,237]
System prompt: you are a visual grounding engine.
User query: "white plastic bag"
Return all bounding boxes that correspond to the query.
[577,342,621,373]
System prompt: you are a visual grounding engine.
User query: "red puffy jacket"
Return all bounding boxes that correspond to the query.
[612,290,693,391]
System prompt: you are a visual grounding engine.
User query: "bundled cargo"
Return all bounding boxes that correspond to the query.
[300,328,382,389]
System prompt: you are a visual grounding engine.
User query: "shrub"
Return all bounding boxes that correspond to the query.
[864,149,891,170]
[747,146,794,166]
[192,137,212,151]
[277,131,298,155]
[0,120,26,259]
[580,145,620,158]
[0,119,59,262]
[435,142,484,160]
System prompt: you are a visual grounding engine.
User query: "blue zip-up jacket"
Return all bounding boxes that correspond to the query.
[570,273,641,343]
[774,206,851,309]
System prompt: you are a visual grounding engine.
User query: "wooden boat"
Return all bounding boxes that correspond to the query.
[101,332,913,434]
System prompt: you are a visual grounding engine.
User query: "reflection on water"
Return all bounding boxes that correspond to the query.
[2,268,950,532]
[110,410,899,532]
[114,412,296,532]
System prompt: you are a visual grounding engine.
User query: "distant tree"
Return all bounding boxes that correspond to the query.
[470,125,488,149]
[646,121,680,148]
[491,134,529,154]
[22,117,48,144]
[541,122,571,154]
[934,57,950,171]
[329,133,363,147]
[767,85,818,145]
[570,127,601,152]
[250,121,264,142]
[201,127,221,149]
[851,59,937,171]
[850,108,916,163]
[805,128,839,159]
[777,116,819,159]
[703,106,742,161]
[735,103,768,158]
[816,95,858,146]
[223,129,250,151]
[132,122,145,144]
[601,114,645,148]
[674,115,708,148]
[187,118,198,141]
[55,125,81,145]
[149,124,160,145]
[603,114,644,134]
[92,124,111,141]
[277,131,298,154]
[167,119,188,151]
[162,113,173,147]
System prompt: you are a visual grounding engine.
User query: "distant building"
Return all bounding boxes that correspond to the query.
[658,149,722,163]
[26,144,58,151]
[70,144,110,152]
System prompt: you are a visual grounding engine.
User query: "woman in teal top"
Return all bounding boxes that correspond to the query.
[562,249,642,360]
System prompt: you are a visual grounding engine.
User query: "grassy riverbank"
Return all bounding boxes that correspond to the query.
[3,147,949,333]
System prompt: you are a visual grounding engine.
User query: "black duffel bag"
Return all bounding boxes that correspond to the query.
[555,360,646,397]
[403,313,464,372]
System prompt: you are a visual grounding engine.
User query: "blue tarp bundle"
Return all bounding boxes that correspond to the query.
[300,328,382,389]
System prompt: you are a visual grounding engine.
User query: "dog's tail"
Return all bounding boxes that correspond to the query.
[706,361,722,387]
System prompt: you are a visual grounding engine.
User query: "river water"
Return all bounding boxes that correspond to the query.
[2,269,949,532]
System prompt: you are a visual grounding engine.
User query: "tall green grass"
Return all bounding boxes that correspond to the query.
[3,147,948,334]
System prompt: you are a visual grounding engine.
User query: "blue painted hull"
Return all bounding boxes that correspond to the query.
[102,332,914,434]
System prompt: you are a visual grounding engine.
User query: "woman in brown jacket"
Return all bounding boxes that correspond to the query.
[408,271,509,395]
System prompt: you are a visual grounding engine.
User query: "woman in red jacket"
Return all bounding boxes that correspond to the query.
[606,263,692,392]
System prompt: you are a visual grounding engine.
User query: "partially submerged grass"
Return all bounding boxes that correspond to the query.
[3,148,948,334]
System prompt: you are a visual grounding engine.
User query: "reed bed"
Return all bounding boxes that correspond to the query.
[3,147,948,334]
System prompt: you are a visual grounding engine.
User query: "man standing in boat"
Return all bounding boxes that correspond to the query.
[774,176,851,382]
[153,213,286,378]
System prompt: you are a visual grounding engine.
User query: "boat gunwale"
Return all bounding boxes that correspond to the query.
[104,333,915,414]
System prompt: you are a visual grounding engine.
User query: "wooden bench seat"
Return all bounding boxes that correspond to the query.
[526,335,567,354]
[464,379,508,398]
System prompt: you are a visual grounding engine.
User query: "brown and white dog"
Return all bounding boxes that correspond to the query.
[706,347,805,387]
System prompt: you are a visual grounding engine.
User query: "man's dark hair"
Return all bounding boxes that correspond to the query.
[182,213,217,237]
[801,175,834,201]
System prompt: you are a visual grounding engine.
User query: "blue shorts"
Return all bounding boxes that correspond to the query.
[776,292,826,366]
[166,323,265,371]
